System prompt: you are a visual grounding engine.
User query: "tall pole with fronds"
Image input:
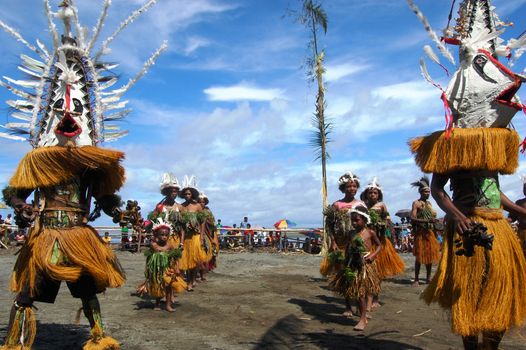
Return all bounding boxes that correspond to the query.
[299,0,331,255]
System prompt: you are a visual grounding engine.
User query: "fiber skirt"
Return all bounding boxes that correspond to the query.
[10,221,125,297]
[375,238,405,278]
[422,209,526,336]
[179,233,207,270]
[329,261,381,299]
[413,229,441,264]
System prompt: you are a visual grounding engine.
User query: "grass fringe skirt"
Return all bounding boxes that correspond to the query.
[11,220,125,297]
[329,261,381,299]
[375,238,405,278]
[413,229,441,265]
[180,233,207,271]
[422,209,526,336]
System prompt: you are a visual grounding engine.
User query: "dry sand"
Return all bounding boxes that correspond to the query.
[0,248,524,349]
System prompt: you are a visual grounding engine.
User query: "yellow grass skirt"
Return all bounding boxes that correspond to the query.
[179,233,207,271]
[409,128,519,175]
[11,220,125,297]
[329,261,381,299]
[518,228,526,256]
[413,229,441,265]
[422,209,526,336]
[375,238,405,278]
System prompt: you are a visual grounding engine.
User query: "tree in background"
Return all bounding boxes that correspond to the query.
[298,0,331,254]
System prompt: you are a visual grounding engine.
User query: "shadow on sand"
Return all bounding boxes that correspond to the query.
[252,314,423,350]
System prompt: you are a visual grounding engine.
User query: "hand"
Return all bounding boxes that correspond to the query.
[364,253,373,263]
[452,214,472,234]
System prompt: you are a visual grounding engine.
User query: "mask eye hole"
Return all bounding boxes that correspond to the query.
[53,98,64,109]
[72,98,83,113]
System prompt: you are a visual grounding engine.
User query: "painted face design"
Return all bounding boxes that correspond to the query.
[37,51,94,147]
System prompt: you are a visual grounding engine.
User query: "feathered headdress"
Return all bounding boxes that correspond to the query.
[360,177,383,202]
[338,171,360,187]
[408,0,526,133]
[160,172,180,193]
[411,176,430,191]
[0,0,167,147]
[152,217,171,234]
[179,175,200,200]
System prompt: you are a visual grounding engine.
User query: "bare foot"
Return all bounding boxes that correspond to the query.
[353,319,367,331]
[371,302,381,309]
[187,286,194,292]
[342,309,354,318]
[165,304,175,312]
[412,280,420,287]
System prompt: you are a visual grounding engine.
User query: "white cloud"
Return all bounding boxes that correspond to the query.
[183,36,211,55]
[325,63,369,82]
[204,83,284,101]
[372,80,438,102]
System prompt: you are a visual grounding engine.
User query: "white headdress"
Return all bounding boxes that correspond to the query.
[0,0,167,147]
[338,172,360,187]
[180,175,200,199]
[160,172,180,193]
[408,0,526,132]
[360,177,383,202]
[349,205,371,224]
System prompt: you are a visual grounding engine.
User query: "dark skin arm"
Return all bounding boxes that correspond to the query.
[431,173,471,233]
[501,192,526,218]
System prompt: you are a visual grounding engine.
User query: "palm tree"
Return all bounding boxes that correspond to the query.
[299,0,331,254]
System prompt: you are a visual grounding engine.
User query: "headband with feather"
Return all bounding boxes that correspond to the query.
[338,171,360,187]
[411,176,430,191]
[360,177,383,202]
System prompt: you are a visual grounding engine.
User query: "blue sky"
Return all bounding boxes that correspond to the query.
[1,0,526,228]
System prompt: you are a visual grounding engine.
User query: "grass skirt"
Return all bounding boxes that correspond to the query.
[518,228,526,256]
[413,228,441,265]
[375,238,405,278]
[11,220,125,296]
[180,233,207,271]
[329,261,381,299]
[422,209,526,336]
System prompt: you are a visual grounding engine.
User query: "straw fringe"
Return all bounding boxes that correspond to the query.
[329,261,381,299]
[163,274,187,294]
[83,323,120,350]
[422,210,526,336]
[375,238,405,278]
[413,228,441,265]
[1,307,36,349]
[179,233,207,271]
[10,223,125,297]
[9,146,125,197]
[409,128,520,174]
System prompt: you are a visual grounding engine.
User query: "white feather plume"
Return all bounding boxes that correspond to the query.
[87,0,112,53]
[407,0,455,65]
[95,0,158,60]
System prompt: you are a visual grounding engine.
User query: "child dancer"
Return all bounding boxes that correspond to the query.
[143,220,186,312]
[330,205,381,331]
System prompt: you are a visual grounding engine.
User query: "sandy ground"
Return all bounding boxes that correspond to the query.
[0,248,524,350]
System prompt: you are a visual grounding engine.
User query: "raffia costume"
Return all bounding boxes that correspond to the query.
[143,222,186,299]
[408,0,526,337]
[0,1,166,348]
[411,199,441,265]
[320,199,365,277]
[329,209,381,299]
[361,179,405,278]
